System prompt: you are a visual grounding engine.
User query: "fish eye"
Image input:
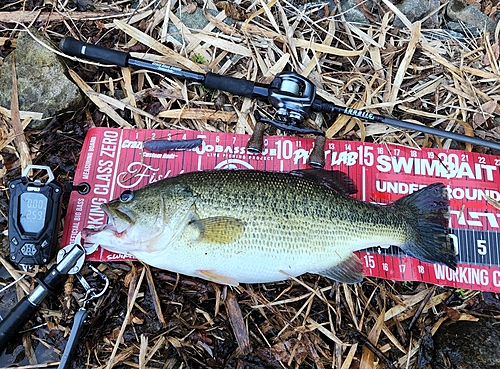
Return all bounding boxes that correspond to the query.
[119,190,134,203]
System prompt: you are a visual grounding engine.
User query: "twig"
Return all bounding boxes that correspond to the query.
[106,266,146,369]
[225,288,252,354]
[145,265,166,327]
[350,329,398,369]
[408,286,436,331]
[9,52,32,169]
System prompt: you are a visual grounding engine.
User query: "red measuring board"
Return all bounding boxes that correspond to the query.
[62,128,500,292]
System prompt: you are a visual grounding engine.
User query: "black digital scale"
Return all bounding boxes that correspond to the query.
[8,165,63,267]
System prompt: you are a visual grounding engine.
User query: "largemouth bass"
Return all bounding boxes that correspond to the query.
[82,169,456,286]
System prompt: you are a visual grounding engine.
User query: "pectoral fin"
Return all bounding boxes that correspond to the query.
[197,270,239,286]
[317,254,364,284]
[190,216,245,244]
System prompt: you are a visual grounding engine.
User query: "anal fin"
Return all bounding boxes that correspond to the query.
[317,254,364,284]
[197,270,239,286]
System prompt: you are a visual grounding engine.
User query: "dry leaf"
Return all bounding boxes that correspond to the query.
[484,3,494,16]
[108,328,125,344]
[158,108,237,121]
[182,2,197,14]
[0,154,5,179]
[269,339,309,364]
[132,314,145,324]
[225,289,251,355]
[458,313,480,322]
[482,42,500,66]
[473,100,497,127]
[445,306,462,321]
[136,87,187,101]
[216,1,248,20]
[486,196,500,210]
[445,306,479,322]
[123,266,135,288]
[388,22,420,112]
[145,265,166,327]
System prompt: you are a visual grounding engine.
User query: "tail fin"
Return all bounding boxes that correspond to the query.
[391,183,457,269]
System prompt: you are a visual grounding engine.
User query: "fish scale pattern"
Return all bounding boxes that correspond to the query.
[152,170,410,282]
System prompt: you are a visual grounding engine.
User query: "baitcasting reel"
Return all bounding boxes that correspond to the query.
[246,72,327,168]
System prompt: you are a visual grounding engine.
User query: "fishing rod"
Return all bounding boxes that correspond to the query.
[60,37,500,167]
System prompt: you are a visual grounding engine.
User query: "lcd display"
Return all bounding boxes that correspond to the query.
[20,192,48,234]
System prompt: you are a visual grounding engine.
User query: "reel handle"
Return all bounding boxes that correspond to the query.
[307,135,326,168]
[246,121,267,154]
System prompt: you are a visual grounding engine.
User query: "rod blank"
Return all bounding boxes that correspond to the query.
[313,100,500,152]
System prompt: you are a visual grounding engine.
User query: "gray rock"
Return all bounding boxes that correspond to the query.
[0,30,84,129]
[340,0,441,28]
[167,8,221,44]
[393,0,440,28]
[432,317,500,369]
[339,0,372,25]
[446,0,496,35]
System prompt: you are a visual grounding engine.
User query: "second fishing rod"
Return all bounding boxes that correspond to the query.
[60,36,500,164]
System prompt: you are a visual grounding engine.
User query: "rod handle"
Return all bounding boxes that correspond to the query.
[60,37,129,67]
[0,296,38,351]
[204,72,257,98]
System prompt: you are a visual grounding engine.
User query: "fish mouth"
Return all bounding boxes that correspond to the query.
[81,224,114,239]
[81,223,130,250]
[101,203,135,233]
[81,223,129,254]
[81,203,133,243]
[81,223,119,238]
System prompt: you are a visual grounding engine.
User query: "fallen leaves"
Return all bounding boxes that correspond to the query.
[215,1,248,21]
[473,100,498,127]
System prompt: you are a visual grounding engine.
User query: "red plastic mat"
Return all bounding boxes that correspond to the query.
[62,128,500,291]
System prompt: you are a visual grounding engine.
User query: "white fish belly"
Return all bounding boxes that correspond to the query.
[131,215,405,284]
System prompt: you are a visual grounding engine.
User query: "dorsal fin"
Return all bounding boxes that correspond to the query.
[290,169,358,195]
